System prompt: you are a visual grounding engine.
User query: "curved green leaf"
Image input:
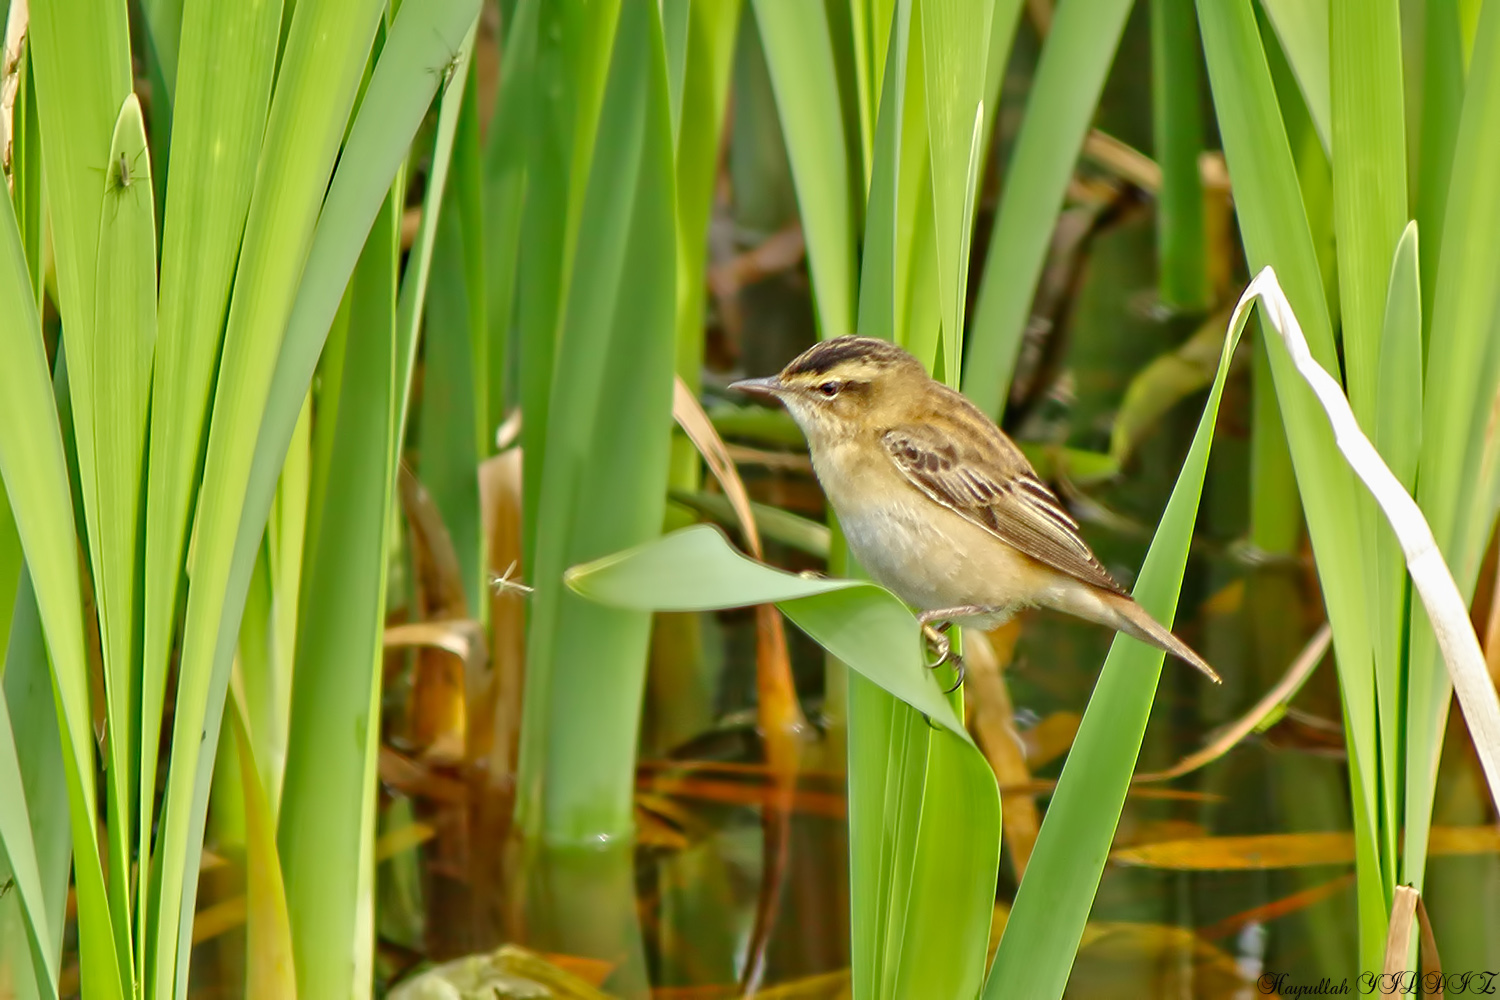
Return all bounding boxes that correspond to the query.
[567,524,965,737]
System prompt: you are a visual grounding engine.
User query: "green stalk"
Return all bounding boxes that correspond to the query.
[1150,0,1209,311]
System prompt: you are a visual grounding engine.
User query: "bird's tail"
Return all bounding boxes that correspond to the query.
[1104,593,1221,684]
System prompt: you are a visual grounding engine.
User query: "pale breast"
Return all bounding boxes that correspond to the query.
[812,437,1054,616]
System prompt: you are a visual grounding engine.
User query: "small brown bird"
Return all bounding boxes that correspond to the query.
[731,336,1220,687]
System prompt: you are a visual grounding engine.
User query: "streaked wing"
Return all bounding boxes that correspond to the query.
[881,422,1126,595]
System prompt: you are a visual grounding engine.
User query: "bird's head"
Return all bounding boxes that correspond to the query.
[729,336,930,446]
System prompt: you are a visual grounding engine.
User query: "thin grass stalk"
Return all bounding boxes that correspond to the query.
[1150,0,1209,311]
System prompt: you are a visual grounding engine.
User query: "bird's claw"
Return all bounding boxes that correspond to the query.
[921,622,954,667]
[921,621,965,692]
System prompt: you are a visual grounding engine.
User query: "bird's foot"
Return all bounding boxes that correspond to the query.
[920,621,955,666]
[919,620,966,693]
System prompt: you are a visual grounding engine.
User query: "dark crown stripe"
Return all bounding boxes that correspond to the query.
[784,336,909,377]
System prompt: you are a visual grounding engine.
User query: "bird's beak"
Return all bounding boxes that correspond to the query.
[728,375,785,400]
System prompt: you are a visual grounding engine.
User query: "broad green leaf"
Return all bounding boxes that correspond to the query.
[235,539,280,814]
[891,732,997,999]
[569,526,995,998]
[568,524,964,735]
[510,7,674,989]
[0,477,18,662]
[858,0,931,356]
[984,228,1246,1000]
[963,0,1135,419]
[751,0,858,338]
[1330,0,1407,433]
[86,97,157,971]
[837,11,1002,995]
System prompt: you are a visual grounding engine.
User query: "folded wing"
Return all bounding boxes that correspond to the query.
[881,421,1125,596]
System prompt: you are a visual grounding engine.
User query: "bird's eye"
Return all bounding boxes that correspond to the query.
[818,380,841,398]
